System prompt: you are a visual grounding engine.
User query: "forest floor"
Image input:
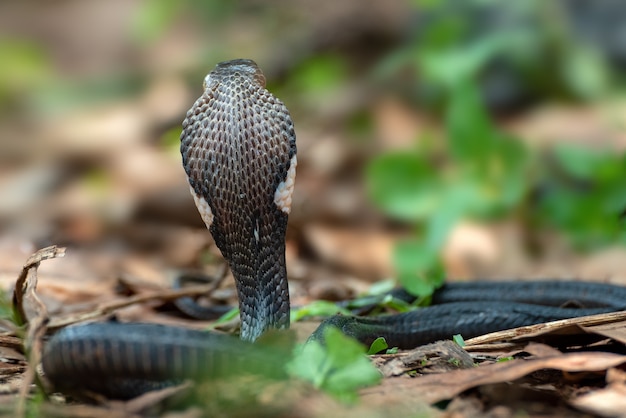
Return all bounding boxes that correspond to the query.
[1,1,626,416]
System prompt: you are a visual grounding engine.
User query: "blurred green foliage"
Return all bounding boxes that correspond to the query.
[368,81,530,296]
[288,327,382,403]
[379,0,612,108]
[367,0,626,297]
[131,0,183,43]
[535,146,626,248]
[291,300,352,322]
[131,0,236,43]
[0,40,51,111]
[200,303,381,403]
[276,54,348,112]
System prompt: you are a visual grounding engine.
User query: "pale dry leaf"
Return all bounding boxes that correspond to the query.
[362,352,626,404]
[570,383,626,418]
[583,321,626,345]
[304,223,396,279]
[522,342,563,358]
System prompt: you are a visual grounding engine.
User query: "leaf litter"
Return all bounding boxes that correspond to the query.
[0,246,623,417]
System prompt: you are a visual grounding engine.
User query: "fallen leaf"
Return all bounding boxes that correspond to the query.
[362,352,626,404]
[570,382,626,418]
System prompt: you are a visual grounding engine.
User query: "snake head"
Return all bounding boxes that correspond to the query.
[203,59,266,91]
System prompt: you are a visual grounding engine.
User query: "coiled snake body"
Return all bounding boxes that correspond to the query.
[41,59,626,398]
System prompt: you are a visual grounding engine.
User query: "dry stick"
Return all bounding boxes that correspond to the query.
[174,261,230,292]
[40,402,143,418]
[172,262,231,314]
[15,246,65,418]
[48,283,221,330]
[464,310,626,349]
[0,335,26,352]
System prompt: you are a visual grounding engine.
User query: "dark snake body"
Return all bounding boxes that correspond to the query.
[41,59,626,398]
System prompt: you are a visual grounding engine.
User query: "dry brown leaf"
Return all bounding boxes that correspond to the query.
[362,352,626,405]
[506,101,626,151]
[570,381,626,418]
[522,342,563,358]
[583,322,626,345]
[304,223,396,279]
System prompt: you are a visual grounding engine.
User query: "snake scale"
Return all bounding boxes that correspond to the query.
[41,59,626,398]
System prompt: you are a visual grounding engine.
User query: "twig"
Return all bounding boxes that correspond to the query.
[464,310,626,347]
[13,246,65,326]
[14,246,63,418]
[48,283,219,330]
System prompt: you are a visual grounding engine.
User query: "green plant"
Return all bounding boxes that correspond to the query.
[288,327,382,403]
[367,337,389,355]
[0,39,51,111]
[367,0,625,297]
[368,81,530,296]
[452,334,465,347]
[290,300,352,322]
[534,146,626,248]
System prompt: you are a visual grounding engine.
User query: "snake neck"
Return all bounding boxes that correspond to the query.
[224,208,292,342]
[214,210,291,342]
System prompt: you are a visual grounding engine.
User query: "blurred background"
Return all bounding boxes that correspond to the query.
[0,0,625,308]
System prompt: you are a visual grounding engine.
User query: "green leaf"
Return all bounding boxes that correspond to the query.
[367,337,389,355]
[445,82,529,216]
[290,301,351,323]
[393,239,446,298]
[366,152,440,221]
[536,146,626,248]
[378,295,415,313]
[206,307,240,330]
[561,46,608,100]
[553,145,617,181]
[446,82,495,164]
[342,293,415,313]
[283,55,348,107]
[419,28,535,90]
[288,327,381,403]
[0,40,50,103]
[366,279,397,296]
[452,334,465,347]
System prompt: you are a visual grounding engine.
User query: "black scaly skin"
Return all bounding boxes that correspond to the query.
[180,59,296,341]
[310,302,619,349]
[42,323,282,398]
[431,280,626,308]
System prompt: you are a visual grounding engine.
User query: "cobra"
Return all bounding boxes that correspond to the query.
[180,59,296,342]
[41,59,626,398]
